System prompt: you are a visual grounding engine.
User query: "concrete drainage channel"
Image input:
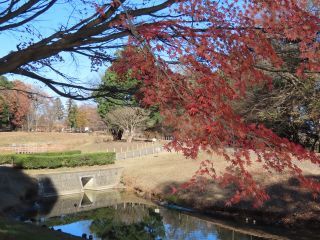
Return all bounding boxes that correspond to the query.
[81,176,94,190]
[35,167,124,197]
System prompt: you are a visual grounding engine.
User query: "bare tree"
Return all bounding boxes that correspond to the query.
[106,107,149,142]
[26,99,39,131]
[79,104,105,131]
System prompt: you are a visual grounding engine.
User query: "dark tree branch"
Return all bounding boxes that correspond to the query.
[0,87,52,99]
[0,0,57,31]
[0,0,39,24]
[12,68,137,100]
[13,68,99,91]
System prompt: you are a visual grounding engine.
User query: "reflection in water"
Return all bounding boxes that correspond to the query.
[89,206,165,239]
[161,209,261,240]
[28,191,266,240]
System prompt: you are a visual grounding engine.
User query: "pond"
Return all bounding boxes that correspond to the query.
[5,190,306,240]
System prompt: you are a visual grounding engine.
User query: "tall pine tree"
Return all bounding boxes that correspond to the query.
[67,99,78,130]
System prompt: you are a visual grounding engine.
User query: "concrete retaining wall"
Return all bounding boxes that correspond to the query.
[35,167,124,197]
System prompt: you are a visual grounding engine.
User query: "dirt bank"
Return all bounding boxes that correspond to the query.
[114,151,320,230]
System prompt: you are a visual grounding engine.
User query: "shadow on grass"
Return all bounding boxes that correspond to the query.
[155,175,320,240]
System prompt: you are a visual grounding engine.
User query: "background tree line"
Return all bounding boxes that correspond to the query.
[0,72,165,142]
[0,76,104,132]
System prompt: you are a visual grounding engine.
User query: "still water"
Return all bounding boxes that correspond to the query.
[15,190,285,240]
[48,205,264,240]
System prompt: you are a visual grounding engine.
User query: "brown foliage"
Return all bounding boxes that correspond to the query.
[0,81,31,129]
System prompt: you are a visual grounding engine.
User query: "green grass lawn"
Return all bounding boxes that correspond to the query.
[0,217,80,240]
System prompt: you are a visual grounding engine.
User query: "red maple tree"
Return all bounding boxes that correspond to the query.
[110,1,320,206]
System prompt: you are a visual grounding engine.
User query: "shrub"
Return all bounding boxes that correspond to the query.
[0,152,115,169]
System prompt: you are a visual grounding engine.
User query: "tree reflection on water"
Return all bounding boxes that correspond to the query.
[45,202,263,240]
[89,205,165,240]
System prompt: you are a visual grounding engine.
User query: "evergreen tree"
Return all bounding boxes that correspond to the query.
[0,102,10,128]
[67,99,78,129]
[53,97,64,121]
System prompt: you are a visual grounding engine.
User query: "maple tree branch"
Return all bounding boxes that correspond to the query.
[0,0,41,24]
[254,64,320,74]
[73,50,115,62]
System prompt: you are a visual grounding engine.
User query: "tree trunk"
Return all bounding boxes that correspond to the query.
[127,129,134,142]
[111,128,123,141]
[127,135,133,142]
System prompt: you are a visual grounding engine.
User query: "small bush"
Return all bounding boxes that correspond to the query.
[0,152,115,169]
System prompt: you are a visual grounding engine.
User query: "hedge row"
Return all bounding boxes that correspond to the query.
[0,150,82,165]
[0,152,115,169]
[28,150,82,156]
